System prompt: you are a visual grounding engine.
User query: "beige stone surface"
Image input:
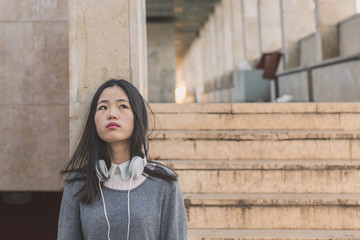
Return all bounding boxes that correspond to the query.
[0,104,69,191]
[69,0,130,103]
[317,0,356,25]
[69,102,90,155]
[151,113,341,130]
[150,103,232,113]
[340,113,360,129]
[316,103,360,113]
[185,193,360,229]
[350,140,360,159]
[21,0,67,21]
[281,0,315,43]
[33,22,69,104]
[0,0,21,21]
[0,22,34,104]
[149,139,351,160]
[312,60,360,102]
[173,161,360,194]
[188,229,360,240]
[150,101,360,114]
[69,0,148,151]
[230,103,317,113]
[0,0,67,21]
[153,130,360,141]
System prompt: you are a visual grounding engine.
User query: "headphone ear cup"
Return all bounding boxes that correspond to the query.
[95,159,110,182]
[128,156,147,179]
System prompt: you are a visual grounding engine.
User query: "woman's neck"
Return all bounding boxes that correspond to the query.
[107,141,131,165]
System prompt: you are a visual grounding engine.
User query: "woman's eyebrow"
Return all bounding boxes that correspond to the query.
[97,99,129,105]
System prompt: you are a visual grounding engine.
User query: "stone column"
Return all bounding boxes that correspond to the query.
[258,0,282,53]
[214,3,225,87]
[242,0,261,64]
[69,0,147,153]
[280,0,315,69]
[222,0,234,74]
[230,0,245,68]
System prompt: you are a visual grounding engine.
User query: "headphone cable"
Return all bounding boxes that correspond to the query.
[99,180,111,240]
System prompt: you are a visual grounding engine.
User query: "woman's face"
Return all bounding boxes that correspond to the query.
[94,86,134,144]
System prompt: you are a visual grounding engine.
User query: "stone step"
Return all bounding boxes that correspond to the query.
[149,103,360,130]
[150,103,360,114]
[184,193,360,230]
[188,229,360,240]
[150,129,360,140]
[149,132,360,160]
[158,160,360,194]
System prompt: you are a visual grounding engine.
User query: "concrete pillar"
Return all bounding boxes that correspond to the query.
[230,0,246,68]
[242,0,261,64]
[281,0,315,69]
[207,15,217,90]
[147,22,175,102]
[315,0,357,60]
[222,0,234,74]
[69,0,147,152]
[214,3,225,86]
[258,0,282,53]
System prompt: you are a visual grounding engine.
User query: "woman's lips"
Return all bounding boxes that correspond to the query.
[106,122,120,129]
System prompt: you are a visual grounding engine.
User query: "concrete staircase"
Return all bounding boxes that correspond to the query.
[148,103,360,240]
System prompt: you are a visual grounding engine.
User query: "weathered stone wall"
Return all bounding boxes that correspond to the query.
[0,0,69,190]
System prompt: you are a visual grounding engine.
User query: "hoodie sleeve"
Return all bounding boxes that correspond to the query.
[160,180,188,240]
[57,181,84,240]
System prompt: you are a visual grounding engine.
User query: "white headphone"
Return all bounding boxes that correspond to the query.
[95,152,148,240]
[95,154,148,182]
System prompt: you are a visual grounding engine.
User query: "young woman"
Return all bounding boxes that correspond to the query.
[58,79,187,240]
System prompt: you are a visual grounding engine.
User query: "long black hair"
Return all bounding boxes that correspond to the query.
[60,79,177,204]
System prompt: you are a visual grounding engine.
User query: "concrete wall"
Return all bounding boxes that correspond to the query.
[300,33,317,66]
[0,0,69,190]
[312,60,360,102]
[278,70,310,102]
[147,22,176,102]
[339,14,360,57]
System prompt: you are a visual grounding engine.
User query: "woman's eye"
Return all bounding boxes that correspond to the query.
[98,105,107,110]
[119,105,128,109]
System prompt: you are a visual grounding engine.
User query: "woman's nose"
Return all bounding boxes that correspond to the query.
[107,109,118,120]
